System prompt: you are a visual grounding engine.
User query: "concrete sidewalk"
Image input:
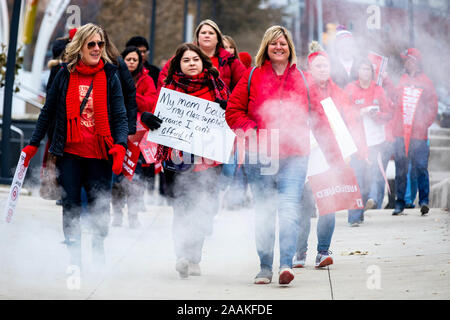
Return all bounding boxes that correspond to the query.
[0,191,449,300]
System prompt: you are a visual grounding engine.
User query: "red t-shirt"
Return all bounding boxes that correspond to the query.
[64,74,104,159]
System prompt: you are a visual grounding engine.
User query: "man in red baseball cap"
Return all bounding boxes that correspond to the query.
[391,47,438,216]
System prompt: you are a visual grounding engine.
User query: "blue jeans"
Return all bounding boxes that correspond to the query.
[348,156,371,224]
[368,141,394,209]
[394,138,430,208]
[244,156,308,270]
[405,162,418,205]
[297,185,335,255]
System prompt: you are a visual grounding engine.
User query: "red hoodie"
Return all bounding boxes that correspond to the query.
[135,68,157,114]
[345,80,392,159]
[157,47,246,92]
[392,71,438,140]
[226,60,343,164]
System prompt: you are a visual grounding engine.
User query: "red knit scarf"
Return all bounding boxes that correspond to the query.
[66,59,113,158]
[166,69,229,102]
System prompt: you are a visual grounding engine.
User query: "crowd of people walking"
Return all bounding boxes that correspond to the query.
[21,17,438,286]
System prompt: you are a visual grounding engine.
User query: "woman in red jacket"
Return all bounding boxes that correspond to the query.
[226,27,344,286]
[344,58,392,224]
[293,42,349,271]
[152,43,229,279]
[157,19,246,92]
[110,46,158,228]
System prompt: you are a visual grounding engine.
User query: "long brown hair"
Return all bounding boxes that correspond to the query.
[223,35,240,60]
[164,43,219,84]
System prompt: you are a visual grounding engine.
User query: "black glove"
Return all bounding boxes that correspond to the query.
[216,99,227,110]
[141,112,163,130]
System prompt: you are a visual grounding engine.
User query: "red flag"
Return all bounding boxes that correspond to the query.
[139,131,159,164]
[368,51,388,86]
[308,165,364,216]
[122,139,141,181]
[402,87,423,156]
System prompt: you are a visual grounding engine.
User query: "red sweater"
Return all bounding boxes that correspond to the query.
[226,60,343,164]
[345,81,392,159]
[392,72,438,140]
[157,47,246,92]
[135,69,157,114]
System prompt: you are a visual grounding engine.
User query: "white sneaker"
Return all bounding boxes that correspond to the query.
[278,268,295,285]
[188,262,201,276]
[175,258,189,278]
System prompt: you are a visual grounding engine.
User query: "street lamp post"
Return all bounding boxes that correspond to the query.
[149,0,156,65]
[1,0,22,185]
[408,0,415,47]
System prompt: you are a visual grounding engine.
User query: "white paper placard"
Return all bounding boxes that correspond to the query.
[362,106,385,147]
[307,98,358,177]
[4,152,28,223]
[146,88,236,163]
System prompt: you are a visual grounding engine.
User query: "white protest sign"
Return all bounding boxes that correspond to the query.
[4,152,28,223]
[307,98,357,177]
[146,88,236,163]
[362,106,385,147]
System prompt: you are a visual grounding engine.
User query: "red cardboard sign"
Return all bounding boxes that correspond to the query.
[308,165,364,216]
[402,86,423,156]
[368,51,388,86]
[139,131,158,164]
[122,139,141,181]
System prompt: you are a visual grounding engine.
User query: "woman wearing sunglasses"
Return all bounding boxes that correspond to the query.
[21,23,129,269]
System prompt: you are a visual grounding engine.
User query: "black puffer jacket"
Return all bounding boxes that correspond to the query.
[117,57,138,135]
[30,62,128,156]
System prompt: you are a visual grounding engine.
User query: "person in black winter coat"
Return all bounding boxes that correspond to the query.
[46,37,70,94]
[125,36,160,87]
[22,24,129,269]
[329,29,359,89]
[104,29,138,135]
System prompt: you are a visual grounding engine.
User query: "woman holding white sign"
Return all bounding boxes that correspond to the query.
[344,58,391,218]
[226,27,344,285]
[153,43,230,278]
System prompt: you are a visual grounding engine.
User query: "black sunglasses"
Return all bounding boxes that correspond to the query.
[87,41,105,49]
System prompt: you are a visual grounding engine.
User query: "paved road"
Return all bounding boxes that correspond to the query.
[0,190,449,300]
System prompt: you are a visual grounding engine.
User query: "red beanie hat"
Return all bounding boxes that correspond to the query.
[69,28,77,41]
[400,48,422,62]
[239,52,252,69]
[308,51,329,67]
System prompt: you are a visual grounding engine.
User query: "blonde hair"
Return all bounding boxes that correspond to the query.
[255,26,296,67]
[193,19,224,55]
[65,23,111,71]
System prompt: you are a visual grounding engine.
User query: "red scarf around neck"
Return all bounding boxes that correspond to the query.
[66,59,113,158]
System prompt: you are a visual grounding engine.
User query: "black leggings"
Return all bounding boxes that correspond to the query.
[57,153,112,242]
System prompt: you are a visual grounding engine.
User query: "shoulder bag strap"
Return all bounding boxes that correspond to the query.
[80,80,94,115]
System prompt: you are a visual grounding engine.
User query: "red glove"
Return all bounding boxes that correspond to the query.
[108,144,126,175]
[22,145,38,167]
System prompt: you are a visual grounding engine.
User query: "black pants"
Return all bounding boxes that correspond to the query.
[57,153,112,242]
[168,166,221,264]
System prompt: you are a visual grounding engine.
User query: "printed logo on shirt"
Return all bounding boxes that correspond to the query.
[79,85,94,128]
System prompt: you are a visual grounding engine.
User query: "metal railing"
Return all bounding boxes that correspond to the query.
[0,119,24,150]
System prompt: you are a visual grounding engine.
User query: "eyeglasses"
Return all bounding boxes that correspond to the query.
[87,41,105,49]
